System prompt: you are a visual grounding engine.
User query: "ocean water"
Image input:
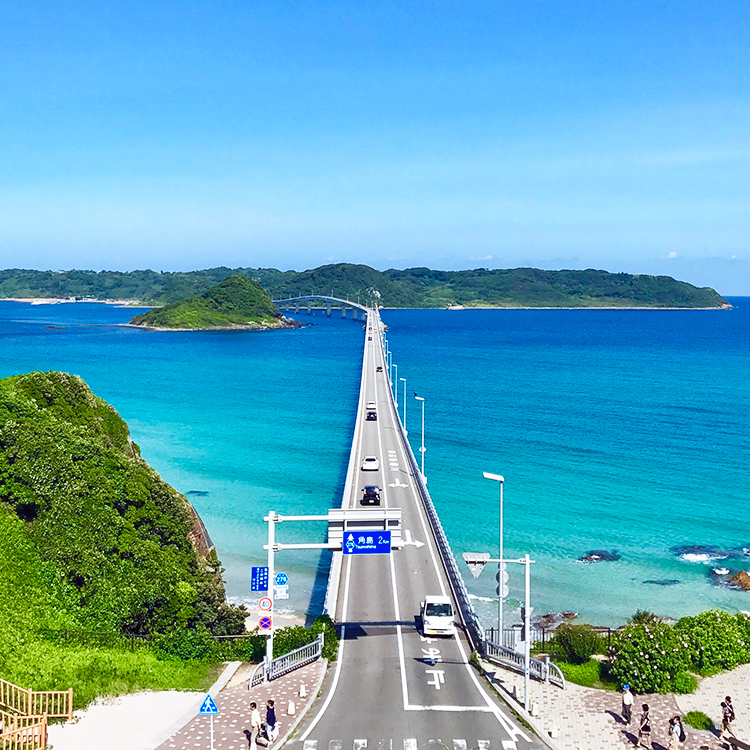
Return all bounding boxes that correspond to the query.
[1,300,749,627]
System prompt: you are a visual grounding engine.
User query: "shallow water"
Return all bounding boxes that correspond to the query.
[1,299,749,627]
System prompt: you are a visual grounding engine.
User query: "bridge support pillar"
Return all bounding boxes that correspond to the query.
[295,302,300,313]
[307,302,312,314]
[341,306,346,319]
[327,303,331,317]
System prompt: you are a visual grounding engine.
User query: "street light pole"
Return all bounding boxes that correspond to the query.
[483,472,505,641]
[266,510,276,676]
[415,395,425,479]
[400,377,407,433]
[524,553,531,711]
[393,364,398,405]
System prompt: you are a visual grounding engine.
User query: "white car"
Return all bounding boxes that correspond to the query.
[361,455,380,471]
[420,595,456,637]
[367,401,376,411]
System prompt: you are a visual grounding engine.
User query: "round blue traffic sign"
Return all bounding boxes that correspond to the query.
[259,616,273,630]
[275,572,288,586]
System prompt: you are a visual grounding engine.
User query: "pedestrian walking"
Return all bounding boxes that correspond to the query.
[668,715,684,750]
[622,684,634,725]
[721,700,736,739]
[249,701,263,750]
[265,699,279,743]
[638,704,652,749]
[726,696,736,723]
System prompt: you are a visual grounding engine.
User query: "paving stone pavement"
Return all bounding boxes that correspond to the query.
[155,661,325,750]
[486,662,748,750]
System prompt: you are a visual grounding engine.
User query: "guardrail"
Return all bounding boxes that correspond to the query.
[378,316,484,652]
[249,634,325,687]
[0,717,47,750]
[483,638,565,689]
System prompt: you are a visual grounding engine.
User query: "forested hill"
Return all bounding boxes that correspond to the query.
[0,264,729,308]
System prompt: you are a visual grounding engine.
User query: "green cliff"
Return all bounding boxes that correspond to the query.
[129,274,288,329]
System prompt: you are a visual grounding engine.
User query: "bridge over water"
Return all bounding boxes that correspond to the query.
[289,308,550,750]
[273,295,370,320]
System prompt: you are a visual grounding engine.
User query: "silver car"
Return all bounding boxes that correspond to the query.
[361,455,380,471]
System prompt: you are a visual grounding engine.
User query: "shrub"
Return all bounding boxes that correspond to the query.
[548,624,602,664]
[311,614,339,661]
[684,711,713,731]
[676,610,750,671]
[671,672,697,694]
[154,627,217,661]
[609,621,691,693]
[630,610,660,624]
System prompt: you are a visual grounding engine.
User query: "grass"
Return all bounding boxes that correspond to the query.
[684,711,714,731]
[556,659,619,690]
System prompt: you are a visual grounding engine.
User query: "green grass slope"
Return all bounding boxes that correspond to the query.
[129,274,284,329]
[0,371,246,704]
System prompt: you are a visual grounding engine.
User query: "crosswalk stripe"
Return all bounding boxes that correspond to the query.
[328,741,342,750]
[403,740,417,750]
[477,742,491,750]
[303,742,318,750]
[375,740,392,750]
[354,741,367,750]
[453,741,467,750]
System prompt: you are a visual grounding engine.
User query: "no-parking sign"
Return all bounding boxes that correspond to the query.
[259,616,273,631]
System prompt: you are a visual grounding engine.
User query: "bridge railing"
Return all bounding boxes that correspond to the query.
[483,638,566,690]
[378,318,484,652]
[249,634,325,687]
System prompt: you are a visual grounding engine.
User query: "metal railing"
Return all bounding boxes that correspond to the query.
[483,638,565,690]
[250,633,325,687]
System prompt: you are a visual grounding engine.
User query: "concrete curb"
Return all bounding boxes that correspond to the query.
[478,659,564,750]
[145,660,242,750]
[276,658,329,748]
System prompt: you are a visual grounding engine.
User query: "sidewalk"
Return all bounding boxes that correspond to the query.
[485,661,750,750]
[155,660,326,750]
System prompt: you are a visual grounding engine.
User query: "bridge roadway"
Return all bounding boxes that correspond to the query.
[291,310,545,750]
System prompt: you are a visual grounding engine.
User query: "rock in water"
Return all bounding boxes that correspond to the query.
[729,571,750,590]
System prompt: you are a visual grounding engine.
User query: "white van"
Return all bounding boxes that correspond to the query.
[420,595,456,637]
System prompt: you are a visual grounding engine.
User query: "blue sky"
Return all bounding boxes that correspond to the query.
[1,1,748,293]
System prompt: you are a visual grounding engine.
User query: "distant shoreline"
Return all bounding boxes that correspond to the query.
[1,297,733,311]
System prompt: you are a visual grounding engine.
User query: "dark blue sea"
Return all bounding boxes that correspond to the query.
[1,300,748,627]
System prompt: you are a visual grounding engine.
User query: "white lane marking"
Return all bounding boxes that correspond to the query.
[405,705,498,712]
[453,741,467,750]
[403,530,425,548]
[502,742,518,750]
[353,741,367,750]
[477,742,490,750]
[421,647,442,664]
[298,553,354,741]
[425,669,445,689]
[303,742,318,750]
[329,743,342,750]
[403,741,417,750]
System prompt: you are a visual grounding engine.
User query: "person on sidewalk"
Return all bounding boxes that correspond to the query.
[721,700,736,739]
[667,715,684,750]
[249,701,263,749]
[622,684,634,725]
[265,700,278,743]
[638,704,652,749]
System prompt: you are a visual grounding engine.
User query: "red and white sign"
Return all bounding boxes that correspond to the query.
[259,616,273,631]
[258,597,273,612]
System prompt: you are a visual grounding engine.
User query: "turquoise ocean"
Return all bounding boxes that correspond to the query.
[1,300,749,628]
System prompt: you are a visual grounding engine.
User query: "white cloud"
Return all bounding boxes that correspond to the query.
[667,252,678,259]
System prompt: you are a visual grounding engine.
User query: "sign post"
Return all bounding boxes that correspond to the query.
[199,694,219,750]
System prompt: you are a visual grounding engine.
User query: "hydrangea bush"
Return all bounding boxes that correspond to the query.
[676,610,750,670]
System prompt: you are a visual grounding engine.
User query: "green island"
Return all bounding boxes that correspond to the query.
[0,370,335,708]
[128,274,296,330]
[0,264,729,309]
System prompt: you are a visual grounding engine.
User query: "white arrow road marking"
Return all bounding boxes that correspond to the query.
[419,633,436,643]
[388,478,409,488]
[421,647,442,664]
[425,669,445,689]
[403,529,425,548]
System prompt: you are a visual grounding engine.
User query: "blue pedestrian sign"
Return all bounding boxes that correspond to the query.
[343,530,391,555]
[199,694,219,715]
[275,572,288,586]
[251,566,269,592]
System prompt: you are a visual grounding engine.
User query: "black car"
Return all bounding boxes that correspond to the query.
[361,485,381,505]
[366,410,377,421]
[376,366,383,372]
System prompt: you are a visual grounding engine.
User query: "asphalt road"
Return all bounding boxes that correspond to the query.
[290,311,547,750]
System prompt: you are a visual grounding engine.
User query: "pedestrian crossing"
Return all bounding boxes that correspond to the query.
[303,739,507,750]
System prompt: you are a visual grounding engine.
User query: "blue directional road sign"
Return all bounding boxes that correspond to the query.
[251,566,269,592]
[199,694,219,715]
[343,530,391,555]
[275,572,288,586]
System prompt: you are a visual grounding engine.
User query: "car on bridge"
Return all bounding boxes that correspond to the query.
[376,366,383,372]
[367,401,376,410]
[420,595,456,637]
[366,411,377,421]
[360,485,381,505]
[361,455,380,471]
